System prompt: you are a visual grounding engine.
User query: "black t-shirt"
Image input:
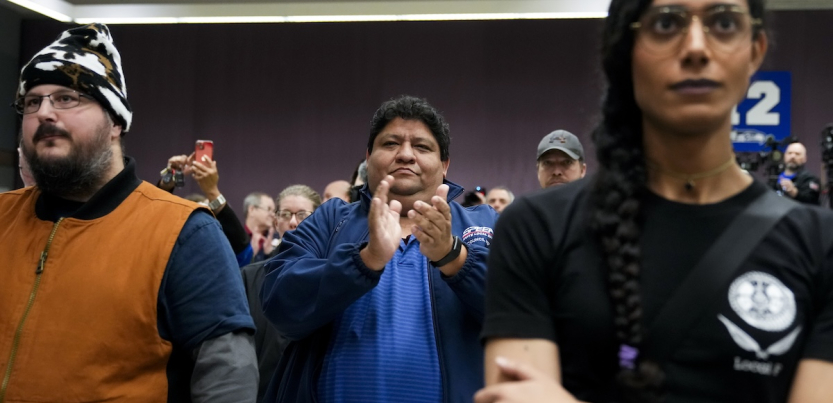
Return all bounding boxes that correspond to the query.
[482,178,833,403]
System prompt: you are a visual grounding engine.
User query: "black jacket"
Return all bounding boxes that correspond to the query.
[774,168,821,205]
[241,261,290,403]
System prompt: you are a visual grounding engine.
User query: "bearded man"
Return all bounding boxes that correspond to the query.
[0,24,257,403]
[774,142,821,205]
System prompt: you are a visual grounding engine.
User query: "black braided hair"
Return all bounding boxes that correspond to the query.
[590,1,767,401]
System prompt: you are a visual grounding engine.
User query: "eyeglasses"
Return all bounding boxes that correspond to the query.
[630,5,762,55]
[277,210,311,222]
[12,90,94,115]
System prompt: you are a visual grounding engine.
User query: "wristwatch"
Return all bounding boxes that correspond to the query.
[430,236,464,267]
[208,194,226,212]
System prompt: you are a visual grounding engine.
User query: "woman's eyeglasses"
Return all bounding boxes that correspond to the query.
[276,210,311,222]
[630,5,762,55]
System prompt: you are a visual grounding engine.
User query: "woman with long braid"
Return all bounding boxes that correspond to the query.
[476,0,833,402]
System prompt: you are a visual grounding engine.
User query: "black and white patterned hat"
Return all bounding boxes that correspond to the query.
[17,23,132,132]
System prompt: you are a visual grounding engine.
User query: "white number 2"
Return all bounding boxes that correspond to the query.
[732,80,781,126]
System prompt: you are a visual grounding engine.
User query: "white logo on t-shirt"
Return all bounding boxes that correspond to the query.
[718,315,801,360]
[721,272,801,375]
[728,271,796,332]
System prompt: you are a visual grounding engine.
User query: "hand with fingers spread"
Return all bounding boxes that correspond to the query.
[408,184,454,262]
[191,154,221,200]
[474,357,580,403]
[360,175,403,271]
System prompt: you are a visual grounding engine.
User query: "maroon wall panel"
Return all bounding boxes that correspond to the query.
[20,10,833,213]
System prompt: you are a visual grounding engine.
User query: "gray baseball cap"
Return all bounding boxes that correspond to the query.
[537,130,584,161]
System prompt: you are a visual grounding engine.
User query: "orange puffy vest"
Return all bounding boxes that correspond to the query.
[0,182,199,403]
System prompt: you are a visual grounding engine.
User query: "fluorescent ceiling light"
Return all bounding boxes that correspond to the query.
[7,0,71,22]
[400,12,608,21]
[7,0,611,24]
[73,17,178,24]
[79,12,608,25]
[177,16,291,24]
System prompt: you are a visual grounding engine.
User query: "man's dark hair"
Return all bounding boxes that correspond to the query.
[589,1,767,402]
[367,95,450,161]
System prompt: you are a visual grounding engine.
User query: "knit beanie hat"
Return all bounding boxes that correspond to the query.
[17,23,132,132]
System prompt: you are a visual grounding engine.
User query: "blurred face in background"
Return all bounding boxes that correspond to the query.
[248,195,275,232]
[783,143,807,171]
[486,189,512,213]
[276,195,314,237]
[537,150,586,188]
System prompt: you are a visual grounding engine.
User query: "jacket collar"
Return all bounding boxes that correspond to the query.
[358,179,465,211]
[35,156,143,222]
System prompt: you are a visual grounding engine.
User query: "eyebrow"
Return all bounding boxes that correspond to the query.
[378,132,436,146]
[646,3,741,12]
[378,133,404,142]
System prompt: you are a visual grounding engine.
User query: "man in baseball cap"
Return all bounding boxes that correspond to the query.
[536,129,587,188]
[0,23,257,402]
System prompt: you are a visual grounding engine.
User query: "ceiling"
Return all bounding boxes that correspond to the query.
[3,0,832,24]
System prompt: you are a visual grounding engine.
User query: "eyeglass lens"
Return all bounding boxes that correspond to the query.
[277,211,311,221]
[635,5,755,54]
[16,91,84,114]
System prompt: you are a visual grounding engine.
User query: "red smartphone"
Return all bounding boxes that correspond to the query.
[195,140,214,163]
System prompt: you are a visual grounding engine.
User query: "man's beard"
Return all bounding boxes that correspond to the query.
[22,121,114,199]
[786,161,804,172]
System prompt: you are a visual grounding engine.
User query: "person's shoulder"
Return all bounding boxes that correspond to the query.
[0,186,38,201]
[773,200,833,250]
[493,178,592,243]
[453,201,499,220]
[1,186,34,197]
[241,260,267,278]
[798,169,821,180]
[177,209,223,241]
[787,202,833,229]
[134,181,205,218]
[528,176,590,202]
[515,177,592,219]
[311,196,361,225]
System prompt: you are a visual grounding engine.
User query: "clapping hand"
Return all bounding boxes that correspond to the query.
[408,184,453,263]
[360,175,403,271]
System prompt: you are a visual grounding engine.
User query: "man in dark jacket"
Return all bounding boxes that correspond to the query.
[260,95,499,403]
[775,142,821,205]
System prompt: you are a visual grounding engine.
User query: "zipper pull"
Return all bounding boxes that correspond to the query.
[36,251,47,274]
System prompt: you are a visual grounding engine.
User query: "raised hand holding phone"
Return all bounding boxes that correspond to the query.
[195,140,214,163]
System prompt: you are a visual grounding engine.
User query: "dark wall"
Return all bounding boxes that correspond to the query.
[762,11,833,180]
[16,10,833,212]
[0,5,21,191]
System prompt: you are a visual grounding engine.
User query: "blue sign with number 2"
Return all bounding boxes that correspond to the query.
[732,71,791,152]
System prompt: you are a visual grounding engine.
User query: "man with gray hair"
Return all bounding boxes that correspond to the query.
[243,191,277,263]
[486,186,514,213]
[536,129,587,188]
[0,24,257,402]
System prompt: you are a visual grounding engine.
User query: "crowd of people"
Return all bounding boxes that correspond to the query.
[2,0,832,402]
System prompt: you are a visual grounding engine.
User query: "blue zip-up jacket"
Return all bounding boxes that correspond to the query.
[260,181,498,403]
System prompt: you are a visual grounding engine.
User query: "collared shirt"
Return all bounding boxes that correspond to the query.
[317,236,442,403]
